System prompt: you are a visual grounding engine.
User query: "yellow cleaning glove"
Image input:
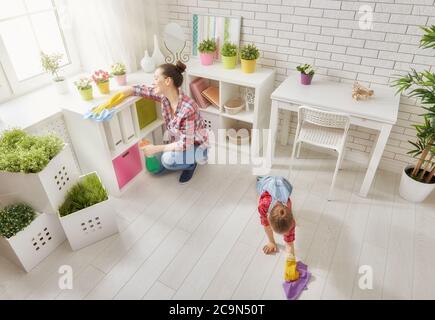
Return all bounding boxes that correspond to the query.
[284,256,300,282]
[92,92,128,115]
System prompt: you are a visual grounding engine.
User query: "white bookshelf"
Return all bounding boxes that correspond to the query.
[186,60,276,158]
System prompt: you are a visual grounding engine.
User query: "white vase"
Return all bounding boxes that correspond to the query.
[399,165,435,203]
[53,77,69,95]
[151,34,165,67]
[141,50,156,73]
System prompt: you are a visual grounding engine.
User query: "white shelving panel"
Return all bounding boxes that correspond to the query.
[186,60,275,158]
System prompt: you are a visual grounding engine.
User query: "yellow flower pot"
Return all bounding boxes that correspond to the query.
[222,55,237,69]
[241,59,257,73]
[79,87,93,101]
[97,81,110,94]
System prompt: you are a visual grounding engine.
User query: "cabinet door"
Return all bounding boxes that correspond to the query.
[112,144,143,189]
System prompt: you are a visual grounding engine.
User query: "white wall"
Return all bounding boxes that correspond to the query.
[159,0,435,172]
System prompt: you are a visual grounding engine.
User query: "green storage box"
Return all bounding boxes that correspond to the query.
[136,98,157,130]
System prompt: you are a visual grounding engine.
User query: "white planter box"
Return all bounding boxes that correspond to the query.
[0,213,66,272]
[399,165,435,203]
[0,146,80,215]
[59,197,118,251]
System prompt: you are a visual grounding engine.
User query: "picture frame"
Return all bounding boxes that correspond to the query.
[191,13,242,61]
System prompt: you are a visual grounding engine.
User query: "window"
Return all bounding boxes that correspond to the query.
[0,0,80,101]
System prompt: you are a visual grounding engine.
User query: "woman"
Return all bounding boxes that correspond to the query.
[123,61,209,183]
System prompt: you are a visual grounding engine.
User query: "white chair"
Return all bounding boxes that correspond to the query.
[289,106,351,200]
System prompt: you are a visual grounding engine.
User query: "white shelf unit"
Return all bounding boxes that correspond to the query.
[62,97,164,196]
[186,60,275,158]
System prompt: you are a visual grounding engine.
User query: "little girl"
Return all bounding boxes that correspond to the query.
[256,176,296,257]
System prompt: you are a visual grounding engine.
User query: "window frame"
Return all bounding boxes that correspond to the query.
[0,0,81,103]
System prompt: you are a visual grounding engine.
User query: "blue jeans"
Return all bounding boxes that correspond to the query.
[157,145,208,173]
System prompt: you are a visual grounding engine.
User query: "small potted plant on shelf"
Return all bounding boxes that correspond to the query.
[58,172,118,251]
[240,44,260,74]
[92,69,111,94]
[198,39,217,66]
[74,77,93,101]
[111,62,127,86]
[0,202,65,272]
[0,129,79,214]
[392,25,435,203]
[296,64,315,85]
[221,42,238,70]
[40,51,68,94]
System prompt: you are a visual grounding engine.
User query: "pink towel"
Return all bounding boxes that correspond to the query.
[282,261,311,300]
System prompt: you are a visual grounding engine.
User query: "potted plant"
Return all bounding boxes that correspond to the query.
[240,44,260,74]
[0,129,79,214]
[198,39,217,66]
[74,77,93,101]
[221,42,238,70]
[392,25,435,202]
[92,69,111,94]
[111,62,127,86]
[296,64,315,85]
[40,51,68,94]
[58,172,118,251]
[0,202,65,272]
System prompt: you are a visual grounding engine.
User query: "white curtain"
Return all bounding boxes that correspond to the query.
[63,0,163,72]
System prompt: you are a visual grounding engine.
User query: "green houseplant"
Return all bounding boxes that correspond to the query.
[296,64,315,85]
[392,25,435,202]
[240,44,260,73]
[221,42,238,70]
[198,39,217,66]
[0,129,64,174]
[0,203,37,239]
[58,172,108,217]
[40,51,68,94]
[74,77,93,101]
[111,62,127,86]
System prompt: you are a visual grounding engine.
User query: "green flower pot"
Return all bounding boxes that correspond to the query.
[79,87,93,101]
[222,55,237,69]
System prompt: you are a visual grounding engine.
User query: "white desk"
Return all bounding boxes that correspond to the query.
[267,74,400,197]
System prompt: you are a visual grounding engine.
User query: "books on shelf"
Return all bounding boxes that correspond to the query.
[201,86,220,108]
[189,77,210,109]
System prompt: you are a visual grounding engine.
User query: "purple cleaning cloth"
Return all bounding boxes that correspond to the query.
[282,261,311,300]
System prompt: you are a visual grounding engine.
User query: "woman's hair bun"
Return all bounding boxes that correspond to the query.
[175,60,187,73]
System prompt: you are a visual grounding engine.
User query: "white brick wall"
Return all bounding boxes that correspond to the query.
[161,0,435,173]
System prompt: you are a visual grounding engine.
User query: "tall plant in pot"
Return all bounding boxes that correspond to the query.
[240,44,259,74]
[198,39,217,66]
[221,42,237,70]
[296,64,315,85]
[40,52,68,94]
[392,25,435,203]
[111,62,127,86]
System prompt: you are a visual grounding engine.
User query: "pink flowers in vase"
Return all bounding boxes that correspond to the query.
[92,70,111,94]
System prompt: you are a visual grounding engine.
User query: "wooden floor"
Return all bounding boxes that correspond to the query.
[1,147,434,300]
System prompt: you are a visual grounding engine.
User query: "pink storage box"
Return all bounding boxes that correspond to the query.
[112,144,143,189]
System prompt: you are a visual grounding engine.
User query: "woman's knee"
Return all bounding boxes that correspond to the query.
[161,151,176,169]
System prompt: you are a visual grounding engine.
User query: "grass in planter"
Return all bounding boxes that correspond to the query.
[0,129,63,173]
[0,204,37,239]
[58,173,108,217]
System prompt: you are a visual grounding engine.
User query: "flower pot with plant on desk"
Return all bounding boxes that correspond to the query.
[74,77,93,101]
[58,172,118,251]
[111,62,127,86]
[296,64,315,85]
[40,51,69,94]
[392,25,435,203]
[221,42,238,70]
[92,70,111,94]
[240,44,260,74]
[0,202,65,272]
[198,39,217,66]
[0,129,80,215]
